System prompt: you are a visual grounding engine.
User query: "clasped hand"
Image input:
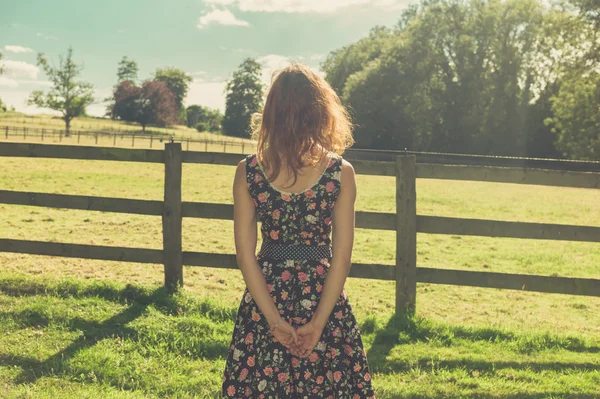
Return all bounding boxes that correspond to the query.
[271,318,323,358]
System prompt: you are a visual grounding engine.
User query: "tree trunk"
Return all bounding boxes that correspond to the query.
[65,118,71,137]
[142,124,146,133]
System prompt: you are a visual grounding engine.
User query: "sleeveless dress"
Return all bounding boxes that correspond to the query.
[222,153,375,399]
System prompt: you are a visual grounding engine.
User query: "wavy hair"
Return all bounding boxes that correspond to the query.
[251,63,354,187]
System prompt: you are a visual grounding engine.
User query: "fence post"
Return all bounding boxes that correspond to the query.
[395,155,417,315]
[113,133,117,146]
[95,132,98,144]
[150,133,153,148]
[162,142,183,293]
[132,134,135,147]
[4,126,7,139]
[41,128,45,142]
[242,142,245,154]
[204,140,208,152]
[186,138,190,151]
[23,127,27,140]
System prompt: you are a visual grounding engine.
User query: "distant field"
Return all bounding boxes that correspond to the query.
[0,135,599,397]
[0,112,255,144]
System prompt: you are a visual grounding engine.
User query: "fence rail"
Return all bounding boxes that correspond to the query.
[1,143,599,310]
[5,124,600,172]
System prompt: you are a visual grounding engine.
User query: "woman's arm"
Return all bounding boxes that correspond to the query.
[233,160,301,349]
[297,159,356,357]
[311,159,357,328]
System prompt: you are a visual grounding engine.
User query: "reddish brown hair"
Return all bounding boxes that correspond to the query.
[251,63,354,186]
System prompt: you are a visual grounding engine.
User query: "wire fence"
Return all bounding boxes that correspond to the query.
[1,125,257,153]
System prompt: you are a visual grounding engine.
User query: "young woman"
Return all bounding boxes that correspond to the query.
[222,63,375,398]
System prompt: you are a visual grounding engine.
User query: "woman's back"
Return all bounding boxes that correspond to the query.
[245,152,342,247]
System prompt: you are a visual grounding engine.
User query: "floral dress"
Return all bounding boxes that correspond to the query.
[222,153,375,399]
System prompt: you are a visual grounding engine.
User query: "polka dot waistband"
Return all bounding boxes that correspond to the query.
[257,240,332,261]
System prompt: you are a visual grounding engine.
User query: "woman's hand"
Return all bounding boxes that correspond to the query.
[271,318,303,353]
[295,320,324,358]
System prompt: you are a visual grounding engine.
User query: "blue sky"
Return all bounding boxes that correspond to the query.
[1,0,411,117]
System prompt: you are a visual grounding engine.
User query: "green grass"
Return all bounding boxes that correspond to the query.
[0,112,253,144]
[0,140,599,397]
[1,275,598,398]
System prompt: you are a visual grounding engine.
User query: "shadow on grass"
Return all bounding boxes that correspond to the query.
[386,394,600,399]
[365,312,600,375]
[6,298,154,384]
[0,276,232,385]
[0,275,237,322]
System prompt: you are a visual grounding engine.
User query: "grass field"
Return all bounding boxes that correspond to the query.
[0,112,254,144]
[0,138,599,397]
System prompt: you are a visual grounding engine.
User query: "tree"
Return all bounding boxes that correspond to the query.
[106,56,139,118]
[117,56,138,83]
[111,80,178,132]
[27,47,94,136]
[548,72,600,160]
[324,0,575,158]
[154,67,192,123]
[0,51,3,74]
[222,58,264,137]
[186,104,223,131]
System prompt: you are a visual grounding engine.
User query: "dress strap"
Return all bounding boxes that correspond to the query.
[245,154,259,187]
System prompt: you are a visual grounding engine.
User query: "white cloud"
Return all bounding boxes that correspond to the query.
[205,0,408,13]
[4,45,34,53]
[197,9,250,29]
[0,77,19,88]
[0,60,39,79]
[257,54,325,86]
[36,32,58,40]
[185,80,227,111]
[0,90,59,115]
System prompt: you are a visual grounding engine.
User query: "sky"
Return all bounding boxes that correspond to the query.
[0,0,411,117]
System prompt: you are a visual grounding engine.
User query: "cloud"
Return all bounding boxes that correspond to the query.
[0,90,59,115]
[0,60,39,79]
[257,54,325,86]
[4,45,34,53]
[36,32,58,40]
[186,80,227,111]
[0,77,19,88]
[204,0,407,13]
[197,9,250,29]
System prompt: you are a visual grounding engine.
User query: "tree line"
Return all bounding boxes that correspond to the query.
[4,0,597,159]
[321,0,599,160]
[3,48,253,137]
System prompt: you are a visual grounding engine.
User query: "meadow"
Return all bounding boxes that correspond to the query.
[0,119,599,398]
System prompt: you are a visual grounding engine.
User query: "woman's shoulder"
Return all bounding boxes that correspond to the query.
[238,153,258,168]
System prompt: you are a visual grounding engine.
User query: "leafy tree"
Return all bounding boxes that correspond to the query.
[186,104,222,131]
[27,47,94,136]
[222,58,264,137]
[0,51,3,74]
[548,72,600,160]
[154,67,192,122]
[112,80,178,132]
[325,0,579,158]
[195,122,211,132]
[322,26,394,94]
[117,56,139,83]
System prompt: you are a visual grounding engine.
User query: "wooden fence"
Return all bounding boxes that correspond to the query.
[0,142,599,313]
